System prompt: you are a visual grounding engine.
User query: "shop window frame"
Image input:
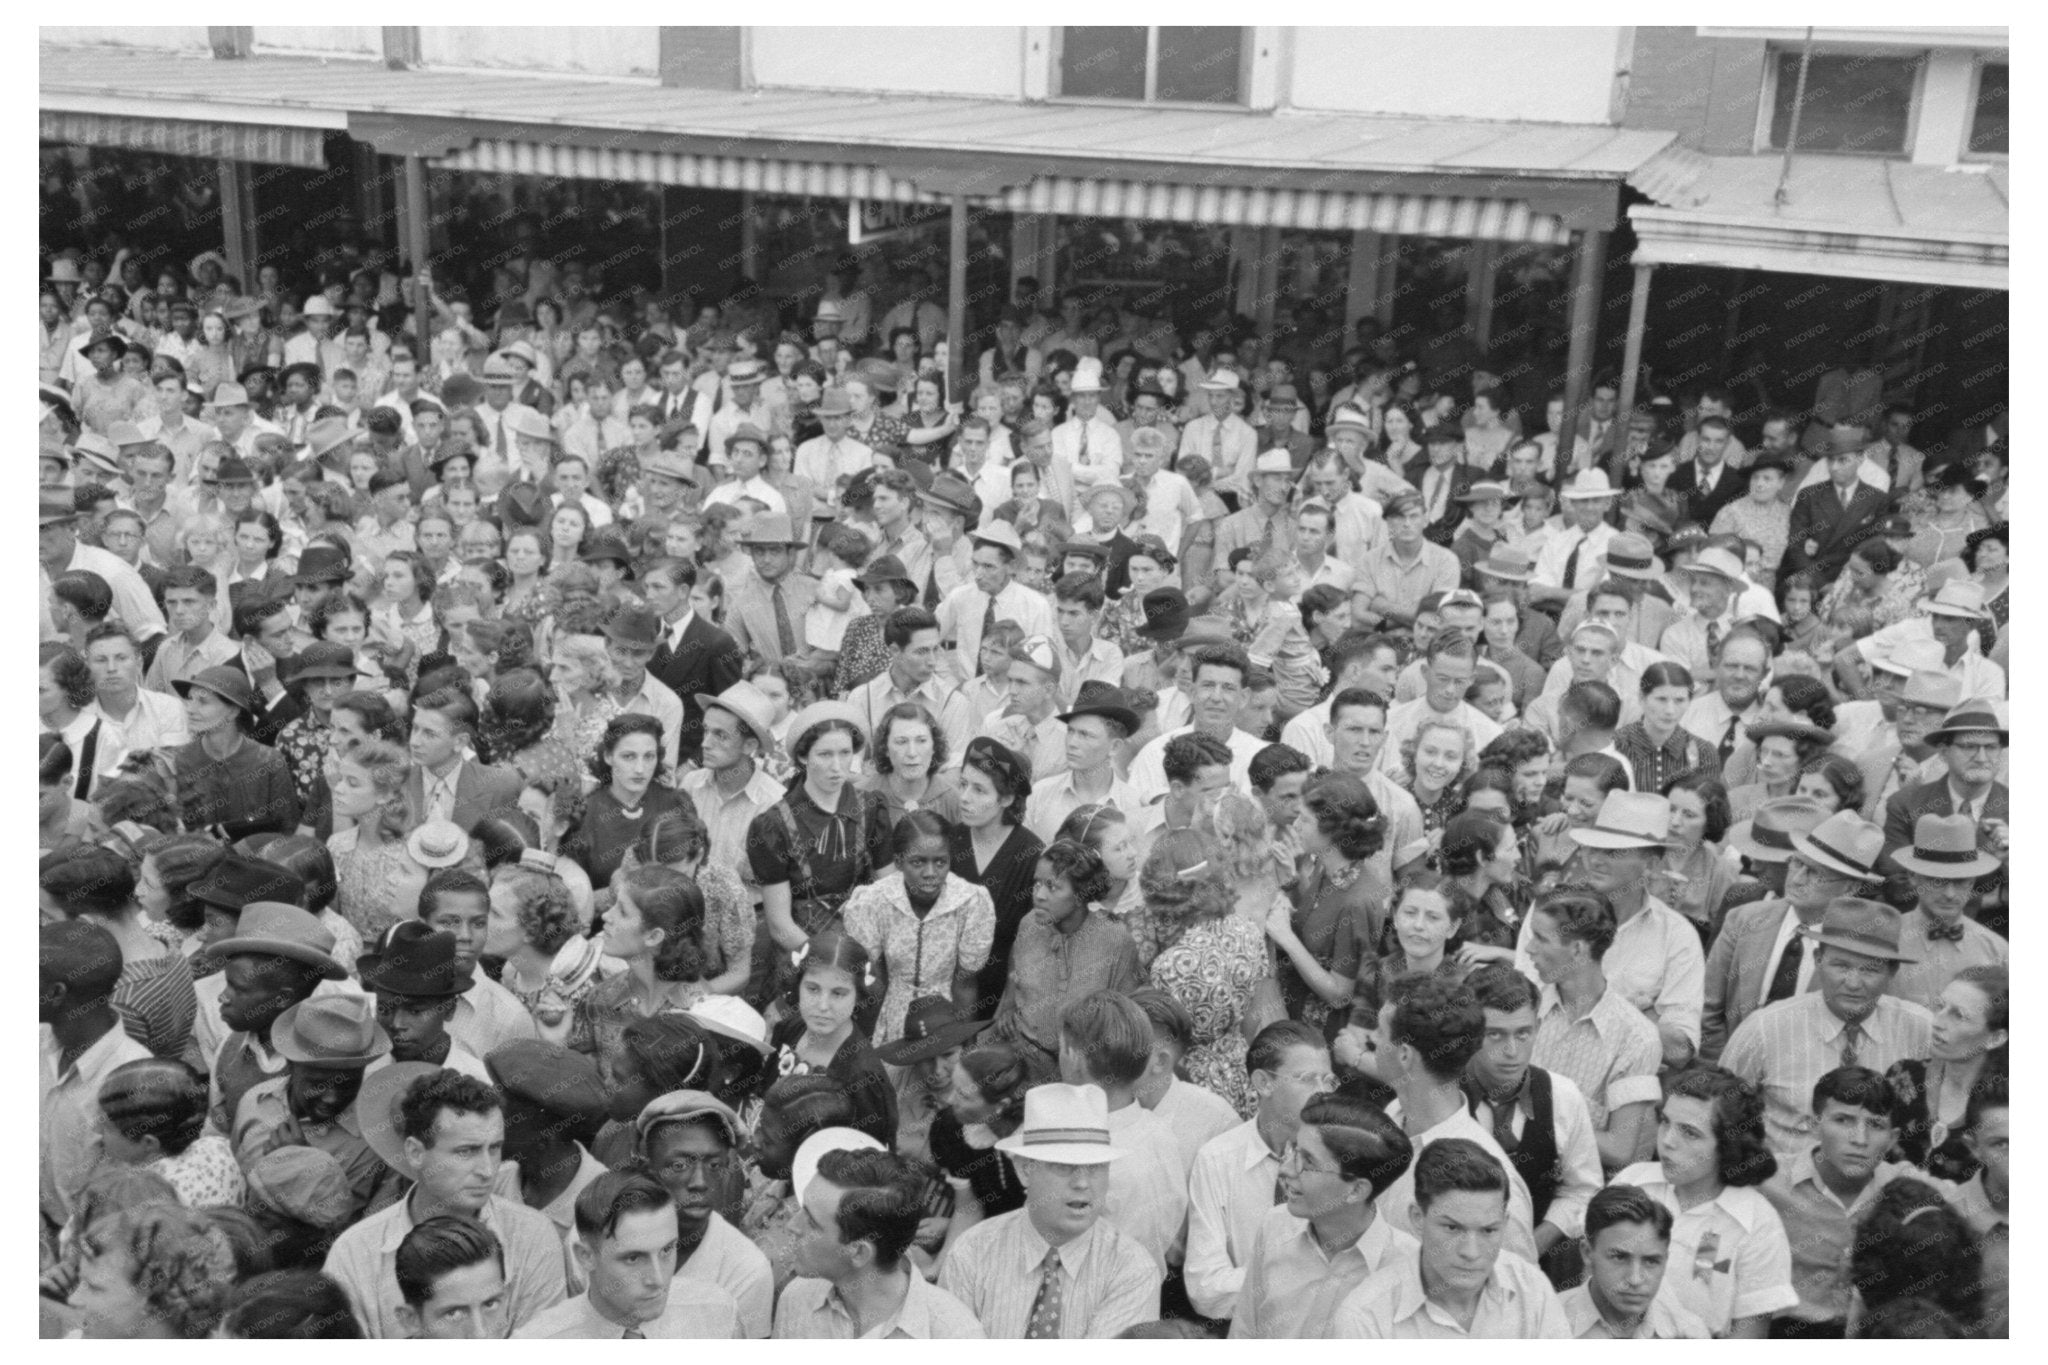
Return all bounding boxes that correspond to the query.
[1051,26,1251,108]
[1754,45,1925,158]
[1963,57,2008,160]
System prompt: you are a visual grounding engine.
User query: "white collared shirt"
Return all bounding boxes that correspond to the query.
[1183,1118,1284,1319]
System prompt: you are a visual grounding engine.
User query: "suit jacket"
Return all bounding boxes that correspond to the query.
[1668,459,1746,527]
[1701,896,1803,1062]
[1880,778,2008,910]
[648,613,745,764]
[1785,480,1888,579]
[1401,457,1481,547]
[513,379,555,417]
[403,760,526,833]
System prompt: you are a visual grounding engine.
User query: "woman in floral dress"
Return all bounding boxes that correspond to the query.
[1142,828,1269,1118]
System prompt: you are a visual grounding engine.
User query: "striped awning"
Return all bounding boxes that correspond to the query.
[440,138,1570,242]
[39,110,327,168]
[440,139,940,205]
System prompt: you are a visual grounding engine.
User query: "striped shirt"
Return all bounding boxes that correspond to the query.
[1719,992,1932,1154]
[1232,1204,1417,1339]
[1889,910,2009,1013]
[939,1209,1161,1339]
[1530,985,1664,1128]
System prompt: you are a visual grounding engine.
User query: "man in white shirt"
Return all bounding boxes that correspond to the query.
[514,1172,742,1338]
[1178,370,1259,501]
[1381,629,1501,781]
[1059,993,1189,1274]
[705,359,782,455]
[934,522,1055,687]
[702,425,789,519]
[603,606,687,776]
[1531,470,1620,605]
[794,388,873,494]
[1281,633,1402,770]
[1127,427,1202,551]
[1050,359,1123,509]
[1185,1021,1334,1321]
[1125,642,1267,802]
[1291,501,1357,601]
[40,493,167,643]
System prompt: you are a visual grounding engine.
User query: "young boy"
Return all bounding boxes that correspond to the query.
[958,618,1023,732]
[144,564,238,690]
[1559,1185,1711,1338]
[1052,571,1123,706]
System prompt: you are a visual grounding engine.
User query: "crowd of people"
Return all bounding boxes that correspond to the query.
[37,232,2012,1339]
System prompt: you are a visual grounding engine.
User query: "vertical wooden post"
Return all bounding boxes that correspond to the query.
[1556,229,1609,474]
[217,159,258,290]
[1344,230,1382,329]
[739,192,759,280]
[405,153,431,362]
[947,193,969,404]
[1465,240,1499,354]
[1619,261,1655,420]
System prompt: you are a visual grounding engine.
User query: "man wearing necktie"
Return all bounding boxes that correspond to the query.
[724,513,821,672]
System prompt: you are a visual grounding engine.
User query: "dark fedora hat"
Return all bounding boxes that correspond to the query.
[1057,680,1141,736]
[873,997,984,1066]
[1925,703,2008,747]
[83,331,130,361]
[357,921,475,999]
[294,544,352,586]
[578,529,634,569]
[283,641,358,684]
[485,1039,609,1124]
[1796,896,1919,964]
[189,855,307,915]
[173,665,258,715]
[602,603,663,648]
[853,554,916,590]
[1135,587,1193,641]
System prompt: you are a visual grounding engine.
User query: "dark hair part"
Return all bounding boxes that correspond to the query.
[1300,1092,1414,1199]
[1246,1019,1325,1077]
[588,712,668,787]
[1302,770,1385,861]
[1386,975,1486,1081]
[1813,1065,1897,1120]
[872,701,948,776]
[393,1215,505,1307]
[1584,1183,1674,1246]
[1162,730,1233,787]
[1058,989,1155,1087]
[573,1170,674,1242]
[1534,885,1619,960]
[221,1270,364,1338]
[97,1057,209,1157]
[812,1148,925,1270]
[1465,961,1541,1016]
[1249,742,1312,792]
[1039,837,1110,909]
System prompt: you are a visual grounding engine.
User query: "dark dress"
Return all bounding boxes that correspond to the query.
[769,1016,898,1149]
[1884,1056,2005,1183]
[564,785,687,892]
[947,821,1046,1020]
[928,1108,1025,1218]
[1281,857,1382,1038]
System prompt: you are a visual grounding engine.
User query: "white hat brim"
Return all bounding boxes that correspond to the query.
[994,1135,1127,1165]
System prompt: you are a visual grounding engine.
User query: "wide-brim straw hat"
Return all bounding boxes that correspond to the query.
[995,1082,1129,1166]
[1891,812,2001,879]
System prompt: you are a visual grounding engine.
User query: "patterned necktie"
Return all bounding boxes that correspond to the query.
[771,583,796,656]
[1765,932,1804,1004]
[1841,1023,1864,1069]
[1025,1247,1064,1339]
[1077,421,1090,467]
[978,593,998,673]
[1706,619,1723,662]
[1211,420,1224,468]
[622,1327,645,1339]
[1719,714,1742,764]
[495,414,508,459]
[1256,509,1276,559]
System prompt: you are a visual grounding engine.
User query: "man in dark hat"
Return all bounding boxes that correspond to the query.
[75,329,149,435]
[1720,897,1932,1154]
[634,1090,776,1336]
[578,529,634,593]
[1025,681,1141,843]
[604,603,685,773]
[362,922,487,1076]
[488,1040,611,1290]
[172,666,302,838]
[234,994,404,1221]
[1879,702,2009,926]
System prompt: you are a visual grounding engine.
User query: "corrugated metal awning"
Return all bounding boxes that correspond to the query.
[442,139,1572,242]
[39,109,327,168]
[1628,154,2007,291]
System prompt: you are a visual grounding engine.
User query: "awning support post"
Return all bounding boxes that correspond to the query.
[946,193,968,405]
[739,193,759,280]
[1557,228,1609,474]
[217,159,258,292]
[1618,261,1655,421]
[404,153,431,363]
[1343,231,1382,329]
[1465,240,1499,354]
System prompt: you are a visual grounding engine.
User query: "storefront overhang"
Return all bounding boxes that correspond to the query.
[1627,151,2007,291]
[38,108,329,169]
[42,43,1678,241]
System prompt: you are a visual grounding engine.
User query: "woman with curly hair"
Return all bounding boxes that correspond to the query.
[1436,810,1526,956]
[500,525,552,623]
[95,1058,243,1209]
[619,804,755,998]
[841,811,995,1044]
[947,736,1045,1015]
[1054,801,1147,955]
[68,1201,239,1339]
[1195,789,1284,924]
[1849,1177,1984,1336]
[855,700,961,831]
[474,810,595,926]
[40,643,103,804]
[1818,539,1922,642]
[544,632,623,760]
[1142,829,1270,1117]
[987,837,1142,1074]
[324,736,428,940]
[1724,672,1838,789]
[484,860,593,1032]
[1611,1065,1798,1337]
[563,712,682,889]
[131,831,227,958]
[1268,771,1386,1038]
[1794,754,1866,816]
[584,863,711,1078]
[482,667,584,800]
[1343,872,1475,1080]
[928,1041,1032,1227]
[1401,717,1475,837]
[1480,727,1558,830]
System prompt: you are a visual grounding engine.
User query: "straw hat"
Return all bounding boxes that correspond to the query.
[1727,796,1830,865]
[1787,810,1886,882]
[404,819,471,870]
[1795,897,1918,964]
[1568,790,1672,851]
[1891,813,2001,880]
[271,997,391,1068]
[358,1062,444,1173]
[1559,469,1617,501]
[995,1083,1128,1166]
[696,681,779,752]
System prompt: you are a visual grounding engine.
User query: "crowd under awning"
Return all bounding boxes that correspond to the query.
[1627,151,2009,291]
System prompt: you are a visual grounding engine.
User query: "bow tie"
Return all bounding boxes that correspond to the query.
[1925,919,1967,943]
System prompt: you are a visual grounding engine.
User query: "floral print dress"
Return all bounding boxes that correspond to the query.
[1148,913,1267,1118]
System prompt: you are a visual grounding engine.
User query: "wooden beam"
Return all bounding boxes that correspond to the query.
[217,159,258,292]
[405,154,431,363]
[947,194,969,407]
[1557,229,1609,481]
[1619,261,1655,420]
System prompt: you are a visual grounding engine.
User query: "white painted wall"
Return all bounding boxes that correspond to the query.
[750,27,1024,98]
[252,26,382,58]
[421,26,658,77]
[1288,26,1625,124]
[41,26,210,51]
